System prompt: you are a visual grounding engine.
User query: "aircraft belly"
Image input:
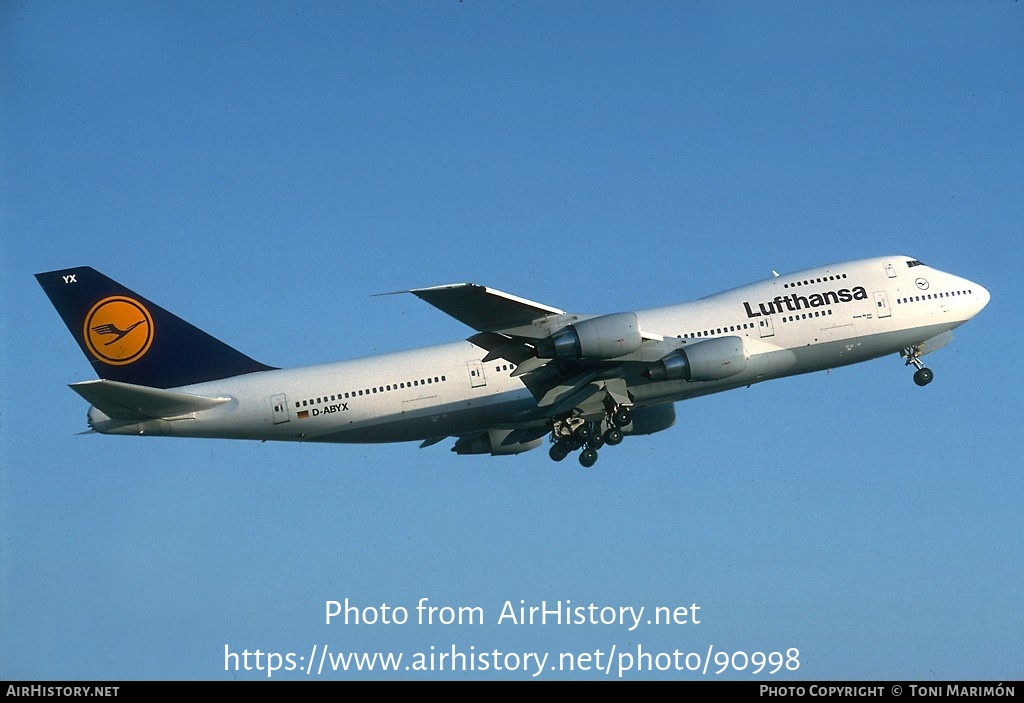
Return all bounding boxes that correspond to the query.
[305,392,539,444]
[632,321,962,405]
[787,321,959,373]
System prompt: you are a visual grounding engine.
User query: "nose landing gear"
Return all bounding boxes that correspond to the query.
[902,345,934,387]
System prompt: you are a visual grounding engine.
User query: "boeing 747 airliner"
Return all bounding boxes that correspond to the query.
[36,256,989,466]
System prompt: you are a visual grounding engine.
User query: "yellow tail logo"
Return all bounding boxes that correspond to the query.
[83,296,154,365]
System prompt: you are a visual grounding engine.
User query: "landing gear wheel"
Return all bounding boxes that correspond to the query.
[579,447,598,468]
[603,427,624,445]
[612,407,632,427]
[913,367,934,387]
[575,424,593,441]
[549,443,570,462]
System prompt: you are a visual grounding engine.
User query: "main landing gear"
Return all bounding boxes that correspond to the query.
[548,404,632,468]
[902,345,934,387]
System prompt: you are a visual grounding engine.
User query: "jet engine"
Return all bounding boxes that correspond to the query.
[644,336,747,382]
[534,312,642,360]
[452,429,543,456]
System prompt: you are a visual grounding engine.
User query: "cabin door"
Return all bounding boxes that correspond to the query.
[873,291,892,319]
[270,394,291,424]
[467,360,487,388]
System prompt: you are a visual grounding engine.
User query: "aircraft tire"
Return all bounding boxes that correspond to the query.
[913,368,934,386]
[579,448,598,468]
[612,407,632,427]
[549,444,570,462]
[604,428,623,445]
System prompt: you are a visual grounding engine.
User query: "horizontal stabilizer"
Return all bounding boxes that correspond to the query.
[69,379,230,420]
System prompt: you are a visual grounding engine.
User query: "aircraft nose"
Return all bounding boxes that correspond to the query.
[967,280,990,316]
[975,283,990,311]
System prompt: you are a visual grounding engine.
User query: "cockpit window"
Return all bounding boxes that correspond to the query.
[906,260,926,268]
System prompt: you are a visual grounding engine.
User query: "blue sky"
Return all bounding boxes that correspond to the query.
[1,1,1020,680]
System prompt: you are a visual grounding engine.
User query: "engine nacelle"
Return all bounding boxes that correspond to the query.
[644,336,747,382]
[534,312,643,360]
[625,403,676,436]
[452,429,543,456]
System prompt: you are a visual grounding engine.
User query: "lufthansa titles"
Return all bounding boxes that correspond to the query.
[742,286,868,319]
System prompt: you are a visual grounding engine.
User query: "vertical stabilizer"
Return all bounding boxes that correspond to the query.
[36,266,275,388]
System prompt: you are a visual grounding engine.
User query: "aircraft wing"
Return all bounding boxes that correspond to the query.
[408,282,664,342]
[408,283,564,334]
[408,283,671,416]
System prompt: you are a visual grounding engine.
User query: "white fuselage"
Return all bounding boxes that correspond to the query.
[87,256,990,445]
